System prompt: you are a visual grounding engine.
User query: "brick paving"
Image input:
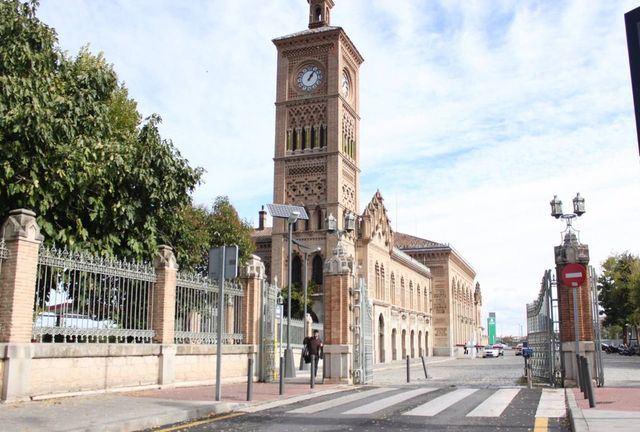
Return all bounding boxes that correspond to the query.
[574,387,640,411]
[130,380,341,403]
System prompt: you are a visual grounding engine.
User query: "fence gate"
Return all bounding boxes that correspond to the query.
[526,270,561,386]
[259,280,278,382]
[353,277,374,384]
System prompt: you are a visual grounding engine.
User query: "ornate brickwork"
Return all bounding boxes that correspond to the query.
[341,182,356,212]
[285,158,327,204]
[288,102,327,128]
[342,109,356,159]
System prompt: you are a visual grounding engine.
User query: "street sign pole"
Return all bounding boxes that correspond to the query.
[560,263,586,381]
[209,245,239,402]
[215,247,226,402]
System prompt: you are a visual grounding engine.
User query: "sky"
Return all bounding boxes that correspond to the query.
[36,0,640,337]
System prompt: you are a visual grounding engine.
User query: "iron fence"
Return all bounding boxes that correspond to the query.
[174,272,244,345]
[526,270,560,386]
[33,246,156,343]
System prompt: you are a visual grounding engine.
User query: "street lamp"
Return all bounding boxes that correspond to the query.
[550,193,586,361]
[292,238,321,370]
[326,211,356,238]
[266,204,309,378]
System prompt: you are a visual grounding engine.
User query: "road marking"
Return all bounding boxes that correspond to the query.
[534,416,548,431]
[535,388,566,418]
[403,388,478,417]
[287,387,395,414]
[240,387,352,413]
[153,413,245,432]
[466,388,520,417]
[342,387,438,415]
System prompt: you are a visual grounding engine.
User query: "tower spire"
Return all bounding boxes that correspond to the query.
[308,0,334,29]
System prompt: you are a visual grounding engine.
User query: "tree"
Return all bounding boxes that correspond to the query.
[598,253,640,344]
[0,0,202,260]
[170,197,256,272]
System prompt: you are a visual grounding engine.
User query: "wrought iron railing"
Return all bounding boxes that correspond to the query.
[174,272,244,345]
[526,270,560,386]
[33,246,156,343]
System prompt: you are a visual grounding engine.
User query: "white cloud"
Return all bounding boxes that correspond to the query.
[37,0,640,336]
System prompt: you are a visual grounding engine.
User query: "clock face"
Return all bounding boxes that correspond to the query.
[297,65,323,92]
[341,70,351,98]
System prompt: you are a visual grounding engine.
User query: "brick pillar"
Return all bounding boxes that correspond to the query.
[0,209,43,401]
[240,255,265,346]
[152,245,177,386]
[554,233,595,384]
[323,240,354,383]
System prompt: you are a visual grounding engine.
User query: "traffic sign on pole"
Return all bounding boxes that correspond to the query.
[561,263,587,287]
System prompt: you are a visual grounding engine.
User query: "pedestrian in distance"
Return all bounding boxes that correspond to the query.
[307,329,323,378]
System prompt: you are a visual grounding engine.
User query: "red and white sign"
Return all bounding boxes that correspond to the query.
[560,263,587,287]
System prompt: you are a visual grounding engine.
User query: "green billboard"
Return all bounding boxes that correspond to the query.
[487,312,496,345]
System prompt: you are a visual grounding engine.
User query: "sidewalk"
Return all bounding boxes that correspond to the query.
[566,386,640,432]
[0,375,347,432]
[372,355,455,372]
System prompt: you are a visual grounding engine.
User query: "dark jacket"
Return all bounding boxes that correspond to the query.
[307,336,323,356]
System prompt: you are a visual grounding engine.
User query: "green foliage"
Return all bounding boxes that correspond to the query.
[280,279,317,320]
[598,252,640,342]
[171,197,256,272]
[0,0,202,260]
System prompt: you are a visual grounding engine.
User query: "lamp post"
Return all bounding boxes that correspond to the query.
[550,193,586,359]
[265,203,309,378]
[292,238,321,371]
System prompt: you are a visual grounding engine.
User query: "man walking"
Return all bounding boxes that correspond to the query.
[307,329,323,378]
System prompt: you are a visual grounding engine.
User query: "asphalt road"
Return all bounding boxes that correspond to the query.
[150,352,570,432]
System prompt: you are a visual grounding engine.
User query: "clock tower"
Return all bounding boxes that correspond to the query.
[270,0,364,315]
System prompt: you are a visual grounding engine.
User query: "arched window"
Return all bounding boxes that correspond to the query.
[374,262,380,299]
[380,265,386,300]
[400,277,405,307]
[390,273,396,304]
[315,6,322,22]
[417,285,421,312]
[312,255,323,285]
[311,126,316,148]
[409,281,414,309]
[292,129,298,151]
[291,255,302,287]
[316,207,323,230]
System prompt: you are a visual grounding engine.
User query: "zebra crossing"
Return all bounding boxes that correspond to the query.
[282,386,566,419]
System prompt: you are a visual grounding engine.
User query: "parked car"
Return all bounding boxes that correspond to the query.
[492,344,505,356]
[515,343,523,356]
[483,345,501,358]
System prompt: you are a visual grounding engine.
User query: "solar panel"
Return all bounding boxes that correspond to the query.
[266,203,309,220]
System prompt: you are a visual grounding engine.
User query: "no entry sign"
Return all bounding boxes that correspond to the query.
[560,263,587,287]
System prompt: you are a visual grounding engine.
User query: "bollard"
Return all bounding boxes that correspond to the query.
[580,356,588,399]
[279,356,285,395]
[583,356,596,408]
[247,358,254,401]
[576,354,583,391]
[310,356,315,389]
[421,355,428,379]
[406,356,411,383]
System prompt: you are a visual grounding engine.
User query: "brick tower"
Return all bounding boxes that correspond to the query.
[270,0,364,322]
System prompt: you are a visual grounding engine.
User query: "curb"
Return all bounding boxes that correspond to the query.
[565,388,589,432]
[68,401,240,432]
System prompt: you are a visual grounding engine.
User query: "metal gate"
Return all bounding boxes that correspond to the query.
[353,276,374,384]
[526,270,561,386]
[259,280,278,382]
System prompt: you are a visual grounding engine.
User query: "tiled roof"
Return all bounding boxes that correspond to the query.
[273,26,341,41]
[251,227,272,238]
[394,232,447,250]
